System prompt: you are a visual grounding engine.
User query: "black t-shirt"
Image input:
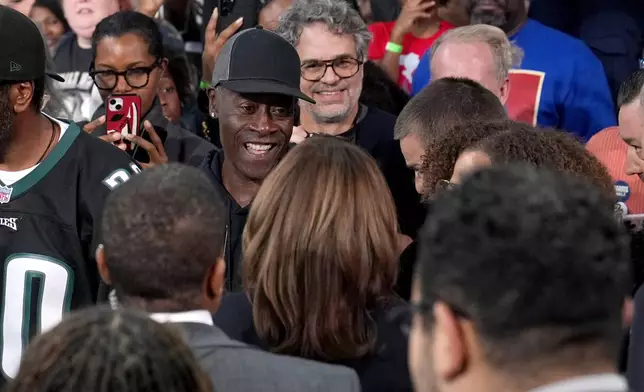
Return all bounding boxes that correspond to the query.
[0,120,139,387]
[53,34,97,122]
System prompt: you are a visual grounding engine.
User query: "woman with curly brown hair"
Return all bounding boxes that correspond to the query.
[213,135,412,392]
[445,127,615,199]
[419,120,529,197]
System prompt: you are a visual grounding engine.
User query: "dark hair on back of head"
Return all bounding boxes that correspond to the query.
[417,164,630,370]
[617,69,644,108]
[164,50,197,107]
[91,11,163,60]
[6,306,213,392]
[420,120,524,197]
[360,60,410,115]
[472,128,615,199]
[394,77,507,145]
[101,163,226,310]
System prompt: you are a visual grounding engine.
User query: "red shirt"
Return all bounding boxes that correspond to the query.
[587,126,644,215]
[368,20,454,93]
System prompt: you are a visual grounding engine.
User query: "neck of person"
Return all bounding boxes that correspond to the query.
[410,15,441,38]
[222,158,262,208]
[299,103,360,136]
[120,295,213,314]
[76,35,92,49]
[0,112,58,171]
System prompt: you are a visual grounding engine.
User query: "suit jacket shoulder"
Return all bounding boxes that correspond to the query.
[177,322,361,392]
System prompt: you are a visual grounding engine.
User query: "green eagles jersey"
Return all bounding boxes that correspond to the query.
[0,121,139,386]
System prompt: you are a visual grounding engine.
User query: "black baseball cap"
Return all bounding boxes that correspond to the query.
[212,26,314,103]
[0,5,64,83]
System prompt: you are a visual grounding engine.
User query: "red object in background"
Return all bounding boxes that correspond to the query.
[106,94,142,152]
[506,69,546,126]
[368,20,455,93]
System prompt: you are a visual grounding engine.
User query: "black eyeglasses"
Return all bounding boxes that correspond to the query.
[300,57,363,82]
[90,59,161,91]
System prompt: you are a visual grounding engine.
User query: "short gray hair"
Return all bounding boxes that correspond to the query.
[430,24,524,82]
[275,0,372,60]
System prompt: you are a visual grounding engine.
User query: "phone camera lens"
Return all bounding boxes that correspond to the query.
[115,104,122,110]
[109,99,116,105]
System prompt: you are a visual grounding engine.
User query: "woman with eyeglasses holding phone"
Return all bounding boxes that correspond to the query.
[83,11,215,167]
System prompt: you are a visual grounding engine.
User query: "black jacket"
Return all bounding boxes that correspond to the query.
[214,293,413,392]
[349,106,425,237]
[195,106,423,292]
[196,150,248,292]
[86,98,216,164]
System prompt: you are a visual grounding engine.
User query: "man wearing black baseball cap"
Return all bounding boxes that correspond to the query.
[197,26,313,292]
[0,7,140,386]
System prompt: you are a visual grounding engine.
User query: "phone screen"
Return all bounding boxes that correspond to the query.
[215,0,258,34]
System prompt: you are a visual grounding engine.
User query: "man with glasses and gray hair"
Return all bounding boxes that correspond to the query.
[276,0,424,238]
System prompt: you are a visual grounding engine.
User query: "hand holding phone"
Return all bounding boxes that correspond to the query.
[106,94,142,152]
[202,7,244,84]
[127,120,169,167]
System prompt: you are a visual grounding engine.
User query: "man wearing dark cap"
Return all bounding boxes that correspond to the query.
[0,6,139,386]
[198,26,313,292]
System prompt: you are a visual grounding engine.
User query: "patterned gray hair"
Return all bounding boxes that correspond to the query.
[275,0,372,60]
[430,24,524,82]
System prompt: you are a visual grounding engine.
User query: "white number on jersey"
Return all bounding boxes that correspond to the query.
[101,164,140,190]
[0,254,73,379]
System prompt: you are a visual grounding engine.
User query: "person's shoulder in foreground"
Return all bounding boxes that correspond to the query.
[179,318,361,392]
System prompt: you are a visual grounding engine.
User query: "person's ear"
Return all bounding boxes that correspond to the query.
[204,257,226,308]
[12,82,34,114]
[499,76,510,105]
[95,244,111,285]
[433,301,468,381]
[159,58,169,74]
[623,297,634,327]
[208,88,218,118]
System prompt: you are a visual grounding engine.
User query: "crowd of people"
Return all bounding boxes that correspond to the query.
[0,0,643,391]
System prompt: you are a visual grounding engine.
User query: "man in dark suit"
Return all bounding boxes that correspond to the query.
[95,163,361,392]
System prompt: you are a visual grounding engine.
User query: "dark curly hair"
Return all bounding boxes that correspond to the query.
[470,128,615,200]
[6,306,214,392]
[420,120,528,197]
[164,50,197,108]
[416,164,630,369]
[359,60,410,115]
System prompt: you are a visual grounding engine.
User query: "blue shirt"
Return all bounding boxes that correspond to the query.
[410,19,617,141]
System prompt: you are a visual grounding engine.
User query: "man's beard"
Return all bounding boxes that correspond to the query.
[468,0,508,28]
[0,90,16,161]
[470,9,507,27]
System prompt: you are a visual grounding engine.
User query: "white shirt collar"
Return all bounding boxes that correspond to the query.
[528,374,628,392]
[150,310,214,326]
